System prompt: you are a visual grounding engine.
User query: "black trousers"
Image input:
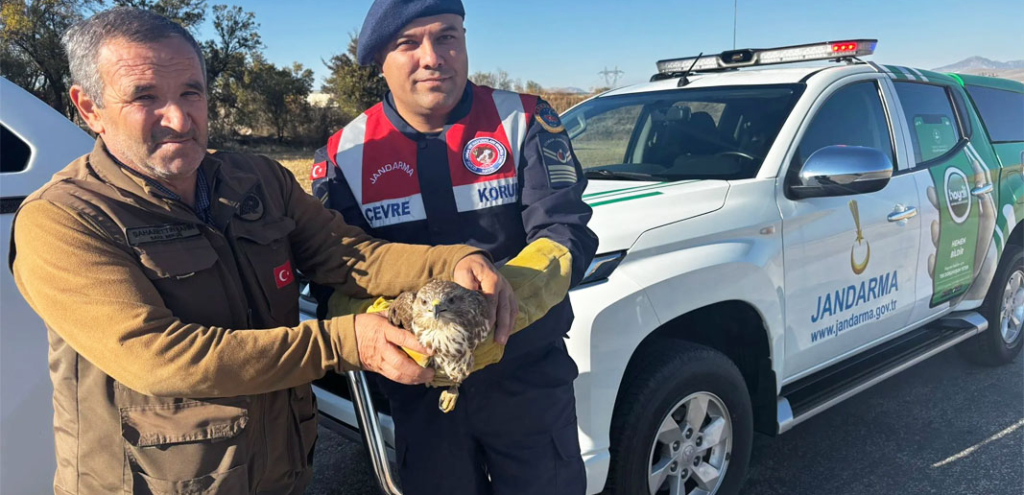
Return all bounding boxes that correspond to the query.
[384,340,587,495]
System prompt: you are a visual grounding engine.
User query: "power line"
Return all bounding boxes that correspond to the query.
[598,66,625,87]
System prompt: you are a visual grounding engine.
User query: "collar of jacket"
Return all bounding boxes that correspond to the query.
[383,82,475,140]
[85,137,260,231]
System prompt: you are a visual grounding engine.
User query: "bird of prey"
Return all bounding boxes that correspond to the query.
[387,279,491,412]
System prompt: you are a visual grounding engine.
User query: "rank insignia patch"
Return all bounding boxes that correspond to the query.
[539,134,577,189]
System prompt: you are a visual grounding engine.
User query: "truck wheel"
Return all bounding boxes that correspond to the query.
[959,242,1024,366]
[604,341,752,495]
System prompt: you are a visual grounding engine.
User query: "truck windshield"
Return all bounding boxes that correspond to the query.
[563,84,803,181]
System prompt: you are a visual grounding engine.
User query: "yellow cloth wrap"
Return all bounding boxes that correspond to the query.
[326,238,573,387]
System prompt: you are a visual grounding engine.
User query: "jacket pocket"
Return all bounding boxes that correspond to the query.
[233,216,298,325]
[287,384,319,471]
[136,235,218,279]
[131,463,249,495]
[121,399,250,493]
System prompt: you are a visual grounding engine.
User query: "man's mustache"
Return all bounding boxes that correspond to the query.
[150,129,195,146]
[416,70,453,81]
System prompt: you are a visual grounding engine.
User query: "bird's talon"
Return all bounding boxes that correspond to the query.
[439,389,459,413]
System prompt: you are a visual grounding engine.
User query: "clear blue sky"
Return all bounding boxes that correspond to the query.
[194,0,1023,91]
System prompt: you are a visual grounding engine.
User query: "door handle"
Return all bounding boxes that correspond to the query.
[887,206,918,222]
[971,183,993,196]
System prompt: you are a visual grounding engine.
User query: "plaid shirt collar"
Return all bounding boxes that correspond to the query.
[117,162,213,225]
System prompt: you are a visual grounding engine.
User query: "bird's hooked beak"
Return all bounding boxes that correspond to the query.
[431,299,444,319]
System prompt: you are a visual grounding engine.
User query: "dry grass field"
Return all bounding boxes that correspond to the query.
[218,144,316,192]
[276,154,315,193]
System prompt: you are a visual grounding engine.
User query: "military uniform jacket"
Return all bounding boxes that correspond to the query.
[9,139,480,495]
[312,83,598,362]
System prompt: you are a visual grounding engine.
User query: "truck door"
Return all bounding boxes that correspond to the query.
[779,76,920,379]
[885,75,997,325]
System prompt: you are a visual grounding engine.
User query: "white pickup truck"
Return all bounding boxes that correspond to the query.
[306,40,1024,495]
[1,78,94,494]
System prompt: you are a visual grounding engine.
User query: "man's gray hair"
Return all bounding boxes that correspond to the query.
[62,7,207,106]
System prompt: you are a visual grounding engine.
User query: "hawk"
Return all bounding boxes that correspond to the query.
[388,279,491,412]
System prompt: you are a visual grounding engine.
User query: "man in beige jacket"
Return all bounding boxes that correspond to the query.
[9,7,513,495]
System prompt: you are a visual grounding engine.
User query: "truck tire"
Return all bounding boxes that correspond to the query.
[959,242,1024,366]
[603,341,752,495]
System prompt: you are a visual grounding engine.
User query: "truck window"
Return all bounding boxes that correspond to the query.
[892,82,963,163]
[562,84,802,181]
[567,104,644,168]
[795,81,894,168]
[965,85,1024,143]
[1,125,32,174]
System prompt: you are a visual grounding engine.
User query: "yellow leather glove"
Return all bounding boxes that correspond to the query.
[327,238,572,387]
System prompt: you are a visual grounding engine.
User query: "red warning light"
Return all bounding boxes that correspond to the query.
[832,42,858,53]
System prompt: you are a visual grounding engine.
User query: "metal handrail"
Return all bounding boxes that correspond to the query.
[346,370,403,495]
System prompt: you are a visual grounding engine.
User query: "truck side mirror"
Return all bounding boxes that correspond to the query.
[789,145,893,199]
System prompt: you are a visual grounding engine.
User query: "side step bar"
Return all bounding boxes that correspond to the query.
[777,312,988,434]
[348,370,403,495]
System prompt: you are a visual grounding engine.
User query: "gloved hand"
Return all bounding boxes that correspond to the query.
[326,238,573,387]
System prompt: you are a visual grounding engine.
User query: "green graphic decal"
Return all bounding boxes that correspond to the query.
[928,153,980,306]
[582,182,664,199]
[994,147,1024,255]
[588,191,663,207]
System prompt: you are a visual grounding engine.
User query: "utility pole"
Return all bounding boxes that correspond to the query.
[733,0,738,49]
[598,66,625,87]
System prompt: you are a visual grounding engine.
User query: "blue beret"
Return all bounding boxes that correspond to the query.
[357,0,465,66]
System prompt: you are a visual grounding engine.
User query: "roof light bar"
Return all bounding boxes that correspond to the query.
[656,39,877,74]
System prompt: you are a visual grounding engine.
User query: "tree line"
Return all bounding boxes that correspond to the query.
[2,1,590,147]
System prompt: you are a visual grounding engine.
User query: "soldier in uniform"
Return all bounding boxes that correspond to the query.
[9,7,514,495]
[311,1,599,493]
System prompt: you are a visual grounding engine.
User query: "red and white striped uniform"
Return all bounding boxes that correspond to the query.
[321,85,537,230]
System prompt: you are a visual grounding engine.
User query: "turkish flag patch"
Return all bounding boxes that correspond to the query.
[310,161,327,180]
[273,261,294,288]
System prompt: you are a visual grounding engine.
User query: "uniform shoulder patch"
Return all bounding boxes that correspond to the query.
[534,101,565,134]
[310,161,328,181]
[538,133,577,189]
[309,160,325,180]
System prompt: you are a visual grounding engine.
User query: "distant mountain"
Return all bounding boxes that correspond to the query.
[932,56,1024,72]
[545,86,588,95]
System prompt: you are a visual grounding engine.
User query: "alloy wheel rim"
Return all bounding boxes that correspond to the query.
[1000,270,1024,345]
[647,391,732,495]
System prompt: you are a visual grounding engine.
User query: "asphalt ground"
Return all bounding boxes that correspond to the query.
[306,347,1023,495]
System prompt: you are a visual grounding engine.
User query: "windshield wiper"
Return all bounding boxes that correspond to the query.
[584,169,658,181]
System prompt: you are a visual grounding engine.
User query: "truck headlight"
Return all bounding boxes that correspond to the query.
[578,251,626,286]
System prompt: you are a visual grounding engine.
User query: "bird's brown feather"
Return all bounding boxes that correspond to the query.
[387,291,416,330]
